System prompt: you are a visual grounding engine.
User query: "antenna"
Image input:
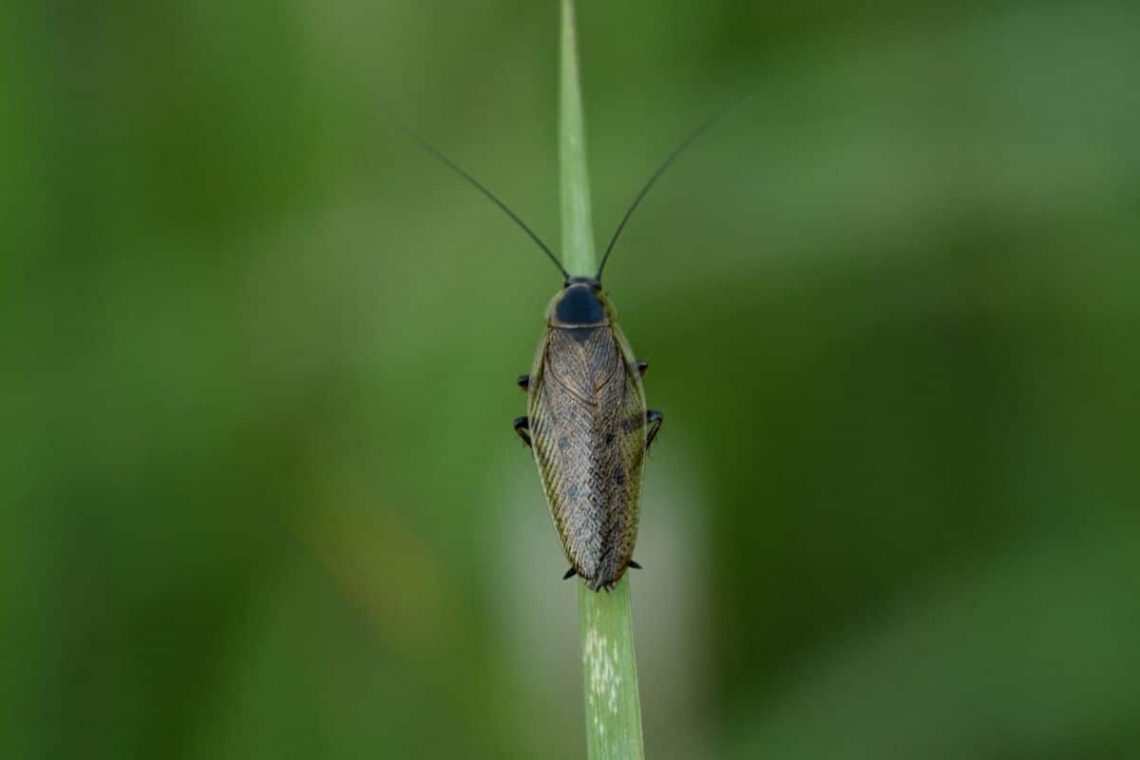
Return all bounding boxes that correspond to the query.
[596,96,745,281]
[392,117,568,279]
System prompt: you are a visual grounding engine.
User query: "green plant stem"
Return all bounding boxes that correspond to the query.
[559,1,645,757]
[577,579,645,759]
[559,0,597,277]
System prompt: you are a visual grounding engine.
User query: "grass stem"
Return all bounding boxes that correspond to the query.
[559,2,645,757]
[559,0,598,277]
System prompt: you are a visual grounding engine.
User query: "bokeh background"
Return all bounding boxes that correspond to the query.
[4,0,1139,757]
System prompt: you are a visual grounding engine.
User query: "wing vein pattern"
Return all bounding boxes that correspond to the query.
[529,324,648,588]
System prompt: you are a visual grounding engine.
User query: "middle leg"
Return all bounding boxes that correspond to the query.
[646,410,663,450]
[513,416,531,447]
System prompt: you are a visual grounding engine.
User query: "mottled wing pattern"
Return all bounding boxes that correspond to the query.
[528,325,648,588]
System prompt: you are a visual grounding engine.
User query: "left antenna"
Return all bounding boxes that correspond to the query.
[391,116,568,279]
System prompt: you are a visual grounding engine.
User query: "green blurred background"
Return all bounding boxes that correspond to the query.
[4,0,1139,757]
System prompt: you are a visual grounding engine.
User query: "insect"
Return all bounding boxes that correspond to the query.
[402,105,732,590]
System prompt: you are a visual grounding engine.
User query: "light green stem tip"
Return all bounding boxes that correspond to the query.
[559,0,597,277]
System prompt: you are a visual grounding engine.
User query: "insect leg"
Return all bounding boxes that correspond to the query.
[636,359,649,376]
[646,410,664,450]
[517,374,529,390]
[562,567,577,580]
[513,416,531,447]
[628,560,642,569]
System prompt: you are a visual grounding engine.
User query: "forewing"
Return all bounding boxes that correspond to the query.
[602,324,649,579]
[528,325,647,584]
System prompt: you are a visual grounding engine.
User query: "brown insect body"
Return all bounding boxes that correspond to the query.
[399,99,734,589]
[526,278,649,591]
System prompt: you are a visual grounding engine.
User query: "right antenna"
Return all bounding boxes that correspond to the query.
[595,96,747,281]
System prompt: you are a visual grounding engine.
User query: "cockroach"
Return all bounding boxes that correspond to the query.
[402,104,733,590]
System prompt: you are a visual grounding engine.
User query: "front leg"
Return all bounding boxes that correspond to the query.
[513,416,531,447]
[646,410,663,451]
